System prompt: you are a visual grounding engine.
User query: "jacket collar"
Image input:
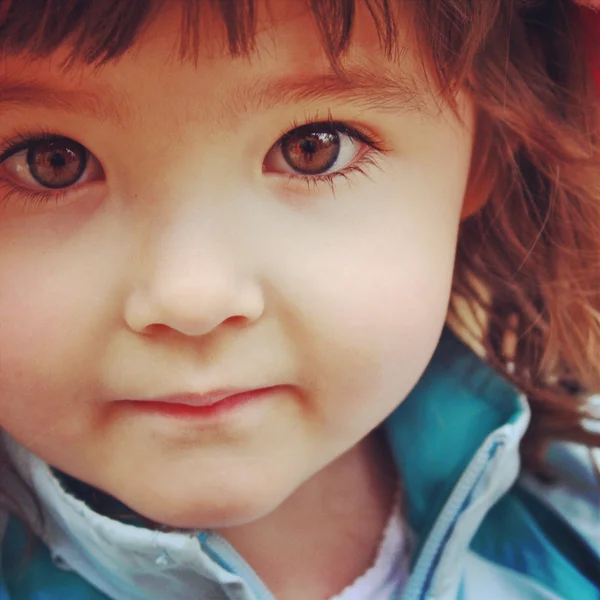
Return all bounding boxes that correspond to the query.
[387,328,527,539]
[385,328,529,599]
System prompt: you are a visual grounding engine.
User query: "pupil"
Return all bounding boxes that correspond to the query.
[301,139,318,155]
[51,152,67,168]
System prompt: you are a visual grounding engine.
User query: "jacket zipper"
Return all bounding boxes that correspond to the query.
[400,435,506,600]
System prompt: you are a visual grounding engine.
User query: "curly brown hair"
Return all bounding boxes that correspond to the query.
[0,0,598,527]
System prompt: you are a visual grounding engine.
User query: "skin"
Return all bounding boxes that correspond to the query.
[0,1,477,597]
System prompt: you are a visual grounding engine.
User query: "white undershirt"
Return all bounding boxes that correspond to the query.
[328,501,412,600]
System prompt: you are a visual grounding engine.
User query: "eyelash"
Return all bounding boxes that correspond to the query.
[0,118,387,209]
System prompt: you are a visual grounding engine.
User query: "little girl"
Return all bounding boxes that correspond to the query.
[0,0,598,598]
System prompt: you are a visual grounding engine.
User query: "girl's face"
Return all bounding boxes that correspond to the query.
[0,1,475,527]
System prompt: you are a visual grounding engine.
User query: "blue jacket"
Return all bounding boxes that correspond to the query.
[1,329,599,599]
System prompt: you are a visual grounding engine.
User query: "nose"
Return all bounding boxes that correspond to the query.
[124,221,265,338]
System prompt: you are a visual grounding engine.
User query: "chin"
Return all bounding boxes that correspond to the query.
[116,482,285,531]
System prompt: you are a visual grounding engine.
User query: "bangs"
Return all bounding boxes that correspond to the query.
[0,0,519,97]
[0,0,400,67]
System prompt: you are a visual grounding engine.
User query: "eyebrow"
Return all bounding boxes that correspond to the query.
[238,70,427,115]
[0,77,133,127]
[0,69,427,127]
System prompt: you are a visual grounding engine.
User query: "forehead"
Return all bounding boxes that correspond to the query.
[0,0,437,129]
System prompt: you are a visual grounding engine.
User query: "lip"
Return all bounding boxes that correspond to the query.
[117,386,281,418]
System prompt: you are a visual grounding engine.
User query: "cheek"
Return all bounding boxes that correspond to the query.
[282,208,459,426]
[0,270,73,352]
[0,260,88,444]
[275,146,470,426]
[0,256,77,382]
[316,231,454,368]
[0,219,121,439]
[0,209,129,367]
[0,232,93,357]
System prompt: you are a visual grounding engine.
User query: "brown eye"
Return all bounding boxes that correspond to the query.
[27,137,88,188]
[280,126,340,175]
[263,122,365,180]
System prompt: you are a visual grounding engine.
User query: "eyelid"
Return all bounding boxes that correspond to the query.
[0,127,56,162]
[275,118,386,154]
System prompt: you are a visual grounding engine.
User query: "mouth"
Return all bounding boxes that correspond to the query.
[117,386,283,419]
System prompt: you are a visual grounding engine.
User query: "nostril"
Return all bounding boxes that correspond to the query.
[222,315,253,328]
[138,323,172,337]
